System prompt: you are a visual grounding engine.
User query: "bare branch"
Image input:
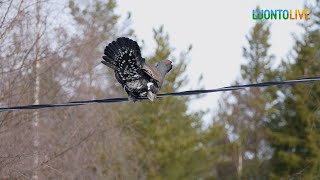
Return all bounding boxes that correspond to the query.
[0,0,13,29]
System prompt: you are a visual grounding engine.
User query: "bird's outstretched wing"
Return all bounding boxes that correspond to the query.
[102,37,145,83]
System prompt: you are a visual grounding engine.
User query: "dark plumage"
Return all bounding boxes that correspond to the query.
[102,37,173,101]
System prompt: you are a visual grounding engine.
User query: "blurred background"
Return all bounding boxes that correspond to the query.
[0,0,320,179]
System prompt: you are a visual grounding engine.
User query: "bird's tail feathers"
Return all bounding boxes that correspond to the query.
[102,37,142,70]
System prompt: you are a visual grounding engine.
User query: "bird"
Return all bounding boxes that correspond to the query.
[101,37,173,102]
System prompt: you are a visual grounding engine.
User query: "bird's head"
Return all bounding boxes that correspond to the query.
[156,59,172,76]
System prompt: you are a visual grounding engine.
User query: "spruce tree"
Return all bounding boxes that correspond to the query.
[119,26,207,179]
[212,18,275,179]
[266,2,320,179]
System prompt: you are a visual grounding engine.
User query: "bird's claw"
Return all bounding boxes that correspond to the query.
[128,95,137,102]
[147,91,157,101]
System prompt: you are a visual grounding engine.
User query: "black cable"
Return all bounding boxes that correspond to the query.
[1,76,320,112]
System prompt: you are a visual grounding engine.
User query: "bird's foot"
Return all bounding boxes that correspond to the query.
[128,95,137,102]
[147,91,157,102]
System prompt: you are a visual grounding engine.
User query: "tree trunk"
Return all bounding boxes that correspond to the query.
[32,0,41,179]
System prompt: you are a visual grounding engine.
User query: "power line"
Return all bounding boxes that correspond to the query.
[1,76,320,112]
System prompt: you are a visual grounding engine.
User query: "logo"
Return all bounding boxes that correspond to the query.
[252,9,311,20]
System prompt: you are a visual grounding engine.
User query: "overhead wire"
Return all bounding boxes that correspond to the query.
[1,76,320,112]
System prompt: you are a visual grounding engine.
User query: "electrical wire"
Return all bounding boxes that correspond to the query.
[1,76,320,112]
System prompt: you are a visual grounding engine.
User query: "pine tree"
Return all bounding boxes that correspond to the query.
[266,2,320,179]
[119,26,208,179]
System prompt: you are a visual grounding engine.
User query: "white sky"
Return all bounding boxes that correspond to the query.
[117,0,306,123]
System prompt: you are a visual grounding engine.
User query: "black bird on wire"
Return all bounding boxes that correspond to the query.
[102,37,173,102]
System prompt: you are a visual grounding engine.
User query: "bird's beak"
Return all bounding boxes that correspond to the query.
[165,60,172,65]
[168,64,173,72]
